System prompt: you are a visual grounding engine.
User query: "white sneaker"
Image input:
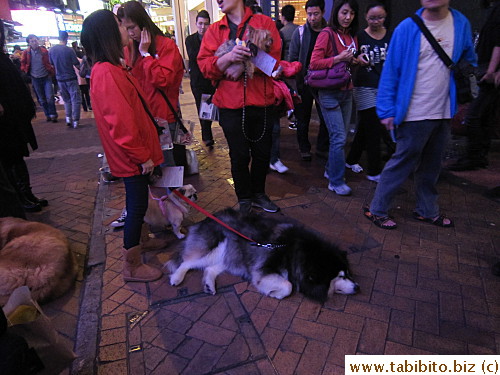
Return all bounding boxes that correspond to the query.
[270,160,289,174]
[72,121,79,129]
[328,183,352,196]
[366,174,381,183]
[111,209,127,228]
[345,163,364,173]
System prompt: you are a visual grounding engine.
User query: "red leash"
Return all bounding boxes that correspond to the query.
[172,189,256,243]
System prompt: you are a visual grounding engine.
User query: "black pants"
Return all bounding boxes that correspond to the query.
[465,82,499,163]
[295,84,329,153]
[346,106,393,176]
[219,106,273,201]
[80,84,91,111]
[191,85,214,142]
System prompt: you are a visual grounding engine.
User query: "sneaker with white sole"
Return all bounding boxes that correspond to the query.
[345,163,364,173]
[366,174,381,183]
[252,194,280,212]
[270,160,289,174]
[328,183,352,196]
[111,209,127,228]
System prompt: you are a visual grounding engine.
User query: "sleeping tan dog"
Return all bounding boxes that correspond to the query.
[144,185,198,239]
[0,217,77,305]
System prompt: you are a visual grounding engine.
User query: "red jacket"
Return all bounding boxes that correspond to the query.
[20,46,55,76]
[198,7,281,109]
[90,62,163,177]
[310,27,357,90]
[125,35,184,124]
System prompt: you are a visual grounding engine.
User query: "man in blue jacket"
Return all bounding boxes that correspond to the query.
[364,0,476,230]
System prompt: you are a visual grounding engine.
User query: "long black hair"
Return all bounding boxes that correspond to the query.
[117,1,164,65]
[81,9,124,66]
[328,0,359,36]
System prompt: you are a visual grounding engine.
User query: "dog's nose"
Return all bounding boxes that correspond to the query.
[354,284,360,293]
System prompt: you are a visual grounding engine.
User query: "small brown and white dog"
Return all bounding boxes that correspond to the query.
[0,217,77,305]
[215,25,273,79]
[144,185,198,239]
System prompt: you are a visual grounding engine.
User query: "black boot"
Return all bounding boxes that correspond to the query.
[13,159,48,207]
[21,196,42,212]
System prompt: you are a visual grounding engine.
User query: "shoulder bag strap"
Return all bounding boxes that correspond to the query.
[327,28,340,57]
[123,74,162,135]
[156,89,188,133]
[411,14,454,69]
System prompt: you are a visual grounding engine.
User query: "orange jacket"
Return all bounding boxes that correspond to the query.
[90,62,163,177]
[20,46,55,76]
[197,7,281,109]
[125,35,184,123]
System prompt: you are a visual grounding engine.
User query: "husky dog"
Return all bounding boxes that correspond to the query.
[167,209,359,302]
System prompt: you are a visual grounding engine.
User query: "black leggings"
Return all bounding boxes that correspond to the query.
[218,106,273,200]
[346,106,394,176]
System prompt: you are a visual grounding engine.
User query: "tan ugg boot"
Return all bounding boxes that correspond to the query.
[141,237,170,251]
[122,246,163,282]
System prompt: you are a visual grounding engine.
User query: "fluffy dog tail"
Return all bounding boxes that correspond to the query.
[164,253,182,274]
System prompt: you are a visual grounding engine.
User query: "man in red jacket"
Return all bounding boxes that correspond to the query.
[21,34,58,123]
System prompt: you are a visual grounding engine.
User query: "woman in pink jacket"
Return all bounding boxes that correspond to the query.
[81,9,163,283]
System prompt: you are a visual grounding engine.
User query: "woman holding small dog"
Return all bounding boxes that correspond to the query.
[81,10,163,283]
[197,0,282,214]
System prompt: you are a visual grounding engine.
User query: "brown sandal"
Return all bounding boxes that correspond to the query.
[363,207,397,230]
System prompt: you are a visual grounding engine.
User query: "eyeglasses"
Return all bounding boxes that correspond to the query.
[367,16,386,21]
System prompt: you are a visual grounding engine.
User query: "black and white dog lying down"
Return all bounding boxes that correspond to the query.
[167,208,359,302]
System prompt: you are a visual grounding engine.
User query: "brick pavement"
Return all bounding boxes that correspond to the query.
[24,80,500,375]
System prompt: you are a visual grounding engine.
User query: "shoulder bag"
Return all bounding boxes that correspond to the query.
[411,14,474,104]
[304,28,351,90]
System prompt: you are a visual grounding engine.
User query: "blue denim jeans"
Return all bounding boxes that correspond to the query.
[31,76,57,119]
[58,79,82,122]
[370,119,450,218]
[318,89,353,186]
[123,174,149,249]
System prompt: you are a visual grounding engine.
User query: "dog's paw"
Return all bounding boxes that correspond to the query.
[170,272,184,286]
[175,232,186,239]
[204,283,216,295]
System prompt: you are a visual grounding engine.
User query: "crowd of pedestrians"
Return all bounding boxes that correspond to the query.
[2,0,499,280]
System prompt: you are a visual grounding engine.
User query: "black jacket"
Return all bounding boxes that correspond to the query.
[185,32,215,93]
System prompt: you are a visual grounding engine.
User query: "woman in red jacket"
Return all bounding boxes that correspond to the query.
[197,0,281,214]
[310,0,360,197]
[81,9,163,283]
[117,1,185,167]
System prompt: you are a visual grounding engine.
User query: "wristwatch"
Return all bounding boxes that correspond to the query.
[141,52,151,58]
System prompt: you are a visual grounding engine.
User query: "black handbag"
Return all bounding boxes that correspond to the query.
[411,14,475,104]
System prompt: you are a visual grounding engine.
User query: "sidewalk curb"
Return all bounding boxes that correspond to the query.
[72,177,107,375]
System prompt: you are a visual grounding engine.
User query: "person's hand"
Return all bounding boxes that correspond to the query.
[381,117,395,131]
[224,63,245,81]
[337,49,354,63]
[230,44,252,63]
[139,29,152,56]
[494,71,500,87]
[140,159,155,175]
[0,103,4,117]
[357,53,370,66]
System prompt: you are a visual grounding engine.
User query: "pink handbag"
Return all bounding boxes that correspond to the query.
[304,28,351,90]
